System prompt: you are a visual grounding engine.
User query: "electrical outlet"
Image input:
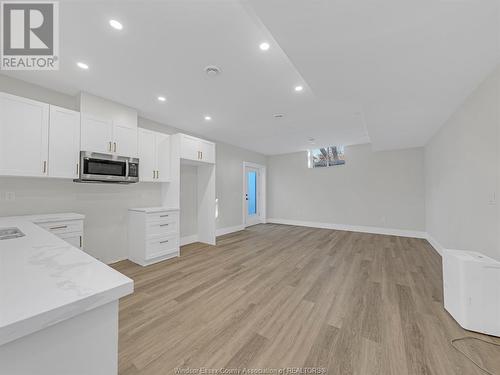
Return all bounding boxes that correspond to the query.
[488,192,497,205]
[5,192,15,201]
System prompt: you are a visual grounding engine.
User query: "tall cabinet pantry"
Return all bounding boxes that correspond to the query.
[163,133,216,246]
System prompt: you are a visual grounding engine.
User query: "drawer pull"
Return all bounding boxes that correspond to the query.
[50,225,67,230]
[160,240,169,244]
[160,224,169,227]
[160,214,169,217]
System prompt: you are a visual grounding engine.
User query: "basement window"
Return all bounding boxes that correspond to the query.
[307,146,345,168]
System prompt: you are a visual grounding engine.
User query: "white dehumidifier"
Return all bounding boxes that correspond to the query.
[443,249,500,337]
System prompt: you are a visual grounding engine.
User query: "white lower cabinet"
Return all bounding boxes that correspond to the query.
[128,208,180,266]
[16,213,85,250]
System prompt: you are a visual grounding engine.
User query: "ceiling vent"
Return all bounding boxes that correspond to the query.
[204,65,221,76]
[273,113,285,119]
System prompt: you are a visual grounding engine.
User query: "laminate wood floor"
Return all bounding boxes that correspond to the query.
[112,224,500,375]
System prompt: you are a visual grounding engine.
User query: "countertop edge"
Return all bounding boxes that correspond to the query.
[0,279,133,346]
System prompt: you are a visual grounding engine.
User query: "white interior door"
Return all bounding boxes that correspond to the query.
[245,166,260,226]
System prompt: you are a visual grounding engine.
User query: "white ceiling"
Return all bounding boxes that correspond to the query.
[3,0,499,154]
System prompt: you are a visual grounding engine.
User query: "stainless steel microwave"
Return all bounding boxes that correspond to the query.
[74,151,139,184]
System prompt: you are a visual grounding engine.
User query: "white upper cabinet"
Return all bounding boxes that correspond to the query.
[138,129,170,182]
[81,115,138,157]
[179,134,215,164]
[180,134,200,161]
[81,115,113,154]
[138,129,156,182]
[156,133,171,182]
[0,92,49,177]
[199,139,216,164]
[48,106,80,179]
[113,124,137,157]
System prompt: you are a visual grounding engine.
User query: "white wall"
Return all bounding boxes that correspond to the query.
[180,165,198,237]
[425,65,500,259]
[267,144,426,234]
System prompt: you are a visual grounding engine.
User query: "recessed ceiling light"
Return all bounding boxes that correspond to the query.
[204,65,221,76]
[259,42,270,51]
[204,115,212,121]
[77,62,89,70]
[157,96,166,102]
[294,85,304,92]
[109,19,123,30]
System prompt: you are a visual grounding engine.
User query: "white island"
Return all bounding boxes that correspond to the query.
[0,216,133,375]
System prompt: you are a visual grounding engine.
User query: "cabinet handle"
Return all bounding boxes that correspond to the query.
[76,163,79,176]
[157,170,159,179]
[160,224,169,227]
[160,215,169,217]
[113,142,117,153]
[49,225,67,230]
[201,151,203,159]
[153,170,156,179]
[79,236,82,248]
[43,161,47,173]
[160,240,169,244]
[108,141,112,152]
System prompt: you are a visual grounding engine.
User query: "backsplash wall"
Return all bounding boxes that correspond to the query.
[0,177,162,263]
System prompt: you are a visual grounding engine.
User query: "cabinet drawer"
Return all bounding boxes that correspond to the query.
[145,235,179,260]
[146,211,179,223]
[146,219,178,238]
[37,220,83,235]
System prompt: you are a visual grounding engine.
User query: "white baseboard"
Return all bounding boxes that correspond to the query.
[216,225,245,237]
[425,233,446,257]
[180,234,198,246]
[267,218,427,239]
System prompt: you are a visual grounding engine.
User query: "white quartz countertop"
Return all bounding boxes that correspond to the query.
[128,206,180,213]
[5,212,85,223]
[0,217,133,346]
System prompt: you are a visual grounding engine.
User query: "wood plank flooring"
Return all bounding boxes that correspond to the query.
[112,224,500,375]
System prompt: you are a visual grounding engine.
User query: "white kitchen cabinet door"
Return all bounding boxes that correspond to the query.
[81,115,113,154]
[138,129,156,182]
[199,140,215,164]
[0,92,49,177]
[156,133,171,182]
[113,124,137,157]
[58,232,83,249]
[180,134,200,161]
[48,106,80,179]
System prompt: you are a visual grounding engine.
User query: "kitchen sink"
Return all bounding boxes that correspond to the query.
[0,227,25,240]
